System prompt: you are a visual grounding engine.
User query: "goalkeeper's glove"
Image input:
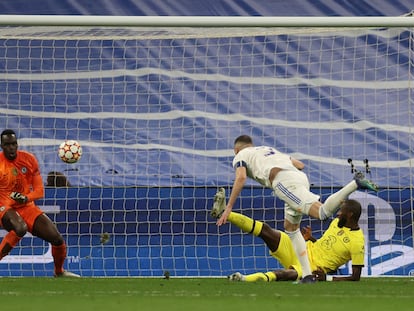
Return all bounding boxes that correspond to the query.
[10,192,28,204]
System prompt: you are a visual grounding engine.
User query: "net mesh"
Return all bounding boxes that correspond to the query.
[0,25,412,276]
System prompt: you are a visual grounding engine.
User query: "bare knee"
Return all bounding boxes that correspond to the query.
[14,223,28,237]
[261,222,273,235]
[7,214,28,237]
[274,269,299,281]
[308,202,323,219]
[49,235,65,246]
[260,223,281,252]
[32,214,64,245]
[34,229,64,246]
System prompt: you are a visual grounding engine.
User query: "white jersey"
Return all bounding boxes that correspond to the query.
[232,146,298,188]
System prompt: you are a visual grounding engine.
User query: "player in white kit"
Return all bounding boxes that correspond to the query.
[215,135,378,283]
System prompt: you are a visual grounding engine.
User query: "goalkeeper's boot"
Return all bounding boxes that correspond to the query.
[228,272,245,282]
[210,188,226,219]
[55,270,81,278]
[354,171,379,192]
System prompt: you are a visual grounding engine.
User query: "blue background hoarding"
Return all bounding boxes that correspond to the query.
[1,187,412,277]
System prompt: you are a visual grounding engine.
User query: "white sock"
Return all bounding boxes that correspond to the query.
[319,180,358,220]
[286,229,312,277]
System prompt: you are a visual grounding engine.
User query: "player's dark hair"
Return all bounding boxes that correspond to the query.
[345,199,362,221]
[234,135,253,146]
[1,129,16,143]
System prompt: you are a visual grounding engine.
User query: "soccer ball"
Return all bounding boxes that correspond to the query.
[58,140,82,164]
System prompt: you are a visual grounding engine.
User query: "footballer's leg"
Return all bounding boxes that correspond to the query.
[316,171,378,221]
[211,188,268,240]
[222,215,301,282]
[210,188,226,218]
[228,269,298,282]
[229,231,301,283]
[268,231,302,280]
[0,208,27,260]
[31,211,80,277]
[228,271,276,282]
[211,188,301,283]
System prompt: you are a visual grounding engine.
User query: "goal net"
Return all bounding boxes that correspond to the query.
[0,17,413,277]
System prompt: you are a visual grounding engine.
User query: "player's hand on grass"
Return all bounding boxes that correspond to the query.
[313,268,327,281]
[10,192,28,204]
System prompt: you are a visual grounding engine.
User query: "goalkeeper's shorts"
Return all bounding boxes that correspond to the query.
[12,203,43,232]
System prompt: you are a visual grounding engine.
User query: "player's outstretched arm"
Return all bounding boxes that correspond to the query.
[332,265,362,281]
[217,167,246,226]
[291,157,305,170]
[314,266,362,282]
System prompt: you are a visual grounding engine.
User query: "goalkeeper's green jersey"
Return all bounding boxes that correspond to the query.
[307,218,365,273]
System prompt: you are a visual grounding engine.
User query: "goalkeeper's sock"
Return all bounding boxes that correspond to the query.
[319,180,358,220]
[52,242,67,275]
[286,229,312,277]
[0,230,22,260]
[228,212,263,236]
[245,272,276,282]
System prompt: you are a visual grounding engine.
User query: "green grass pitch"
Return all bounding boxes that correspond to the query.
[1,277,412,311]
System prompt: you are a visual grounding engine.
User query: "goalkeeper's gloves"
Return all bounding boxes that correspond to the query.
[10,192,28,204]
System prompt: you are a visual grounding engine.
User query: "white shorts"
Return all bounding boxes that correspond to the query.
[272,170,320,224]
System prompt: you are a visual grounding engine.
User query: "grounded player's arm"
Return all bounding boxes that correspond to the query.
[331,265,362,282]
[314,265,362,282]
[216,166,247,226]
[227,166,247,208]
[290,157,305,170]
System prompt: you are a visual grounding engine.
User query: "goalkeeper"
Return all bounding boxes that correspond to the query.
[211,189,365,282]
[0,129,79,277]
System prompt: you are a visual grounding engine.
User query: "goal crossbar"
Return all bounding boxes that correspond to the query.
[0,15,413,27]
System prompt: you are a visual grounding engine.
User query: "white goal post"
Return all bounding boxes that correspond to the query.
[0,15,413,277]
[0,15,414,27]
